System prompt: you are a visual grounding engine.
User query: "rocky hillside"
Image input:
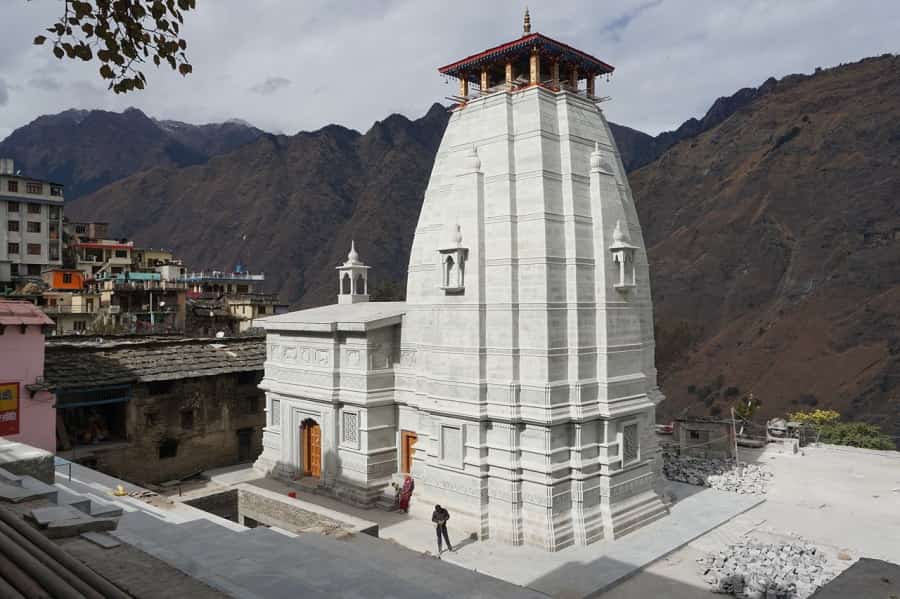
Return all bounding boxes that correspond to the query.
[633,54,900,435]
[67,104,450,307]
[29,55,900,435]
[0,108,262,199]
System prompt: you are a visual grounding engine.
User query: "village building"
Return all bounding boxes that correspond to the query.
[183,268,286,336]
[43,335,265,484]
[253,17,667,551]
[0,300,55,452]
[672,417,736,459]
[0,158,64,289]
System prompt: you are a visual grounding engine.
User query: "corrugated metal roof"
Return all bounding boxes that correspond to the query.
[0,301,54,326]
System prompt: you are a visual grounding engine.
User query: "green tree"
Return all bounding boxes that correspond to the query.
[734,393,761,422]
[32,0,196,94]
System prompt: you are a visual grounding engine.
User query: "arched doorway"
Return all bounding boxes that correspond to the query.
[300,418,321,478]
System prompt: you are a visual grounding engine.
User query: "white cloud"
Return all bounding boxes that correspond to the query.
[0,0,898,140]
[250,76,291,95]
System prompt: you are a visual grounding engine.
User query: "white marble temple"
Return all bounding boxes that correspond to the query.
[255,40,668,550]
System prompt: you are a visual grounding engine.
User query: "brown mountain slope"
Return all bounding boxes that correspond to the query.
[67,105,450,307]
[0,108,262,199]
[632,55,900,436]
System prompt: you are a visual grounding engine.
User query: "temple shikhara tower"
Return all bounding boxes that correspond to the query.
[255,12,668,551]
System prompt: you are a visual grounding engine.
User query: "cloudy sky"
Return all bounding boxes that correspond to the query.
[1,0,898,140]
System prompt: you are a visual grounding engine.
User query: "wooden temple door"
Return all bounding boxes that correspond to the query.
[309,423,321,477]
[301,420,322,478]
[401,431,417,473]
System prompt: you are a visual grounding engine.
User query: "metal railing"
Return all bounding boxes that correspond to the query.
[42,305,95,314]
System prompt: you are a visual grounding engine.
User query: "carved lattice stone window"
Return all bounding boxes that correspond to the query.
[270,399,281,428]
[342,412,358,445]
[623,423,639,464]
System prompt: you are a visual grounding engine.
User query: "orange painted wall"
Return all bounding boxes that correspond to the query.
[49,271,84,290]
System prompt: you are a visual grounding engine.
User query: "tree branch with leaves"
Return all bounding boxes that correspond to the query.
[32,0,196,94]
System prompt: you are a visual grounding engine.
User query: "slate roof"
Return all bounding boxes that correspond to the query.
[0,300,54,326]
[44,337,264,391]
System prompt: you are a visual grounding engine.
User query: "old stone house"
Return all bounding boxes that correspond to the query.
[44,335,265,484]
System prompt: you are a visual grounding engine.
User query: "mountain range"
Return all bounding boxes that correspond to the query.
[2,54,897,436]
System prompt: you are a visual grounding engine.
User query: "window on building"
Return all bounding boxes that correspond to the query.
[8,201,19,212]
[237,284,249,293]
[257,306,266,315]
[7,181,18,193]
[237,371,260,386]
[73,320,87,331]
[148,381,174,395]
[7,221,18,232]
[27,264,41,276]
[181,410,194,431]
[26,182,42,194]
[622,423,639,464]
[158,438,179,459]
[63,273,73,284]
[114,250,128,258]
[75,224,86,234]
[270,399,281,428]
[27,243,41,255]
[27,204,41,214]
[50,185,63,196]
[49,244,59,261]
[27,221,41,233]
[7,243,19,255]
[689,430,700,440]
[49,206,60,219]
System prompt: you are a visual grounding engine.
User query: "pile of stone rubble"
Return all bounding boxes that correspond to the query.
[662,455,772,494]
[697,540,833,598]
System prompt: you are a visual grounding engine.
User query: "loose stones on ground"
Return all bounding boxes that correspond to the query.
[697,539,834,599]
[663,455,773,495]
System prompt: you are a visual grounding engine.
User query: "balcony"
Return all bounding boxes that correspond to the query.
[43,305,95,314]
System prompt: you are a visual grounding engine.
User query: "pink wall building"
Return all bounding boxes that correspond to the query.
[0,301,55,452]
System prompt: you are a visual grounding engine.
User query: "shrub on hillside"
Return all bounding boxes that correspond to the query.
[818,422,895,450]
[788,409,840,426]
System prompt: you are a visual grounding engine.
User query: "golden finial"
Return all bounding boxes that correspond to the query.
[523,7,531,35]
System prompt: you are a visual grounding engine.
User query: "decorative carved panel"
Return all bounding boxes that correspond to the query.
[342,412,358,446]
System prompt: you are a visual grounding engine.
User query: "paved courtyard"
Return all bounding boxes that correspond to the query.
[61,443,900,598]
[604,444,900,598]
[189,465,762,597]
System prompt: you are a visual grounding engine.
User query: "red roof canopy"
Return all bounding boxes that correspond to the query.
[438,33,614,80]
[0,300,54,326]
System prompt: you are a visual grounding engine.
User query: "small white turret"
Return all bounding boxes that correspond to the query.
[336,240,370,304]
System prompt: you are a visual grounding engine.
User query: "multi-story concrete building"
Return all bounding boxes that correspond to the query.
[0,158,64,287]
[183,269,285,335]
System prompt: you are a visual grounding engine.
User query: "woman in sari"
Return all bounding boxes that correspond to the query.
[398,475,415,513]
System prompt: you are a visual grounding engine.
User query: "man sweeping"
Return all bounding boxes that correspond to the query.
[431,504,453,554]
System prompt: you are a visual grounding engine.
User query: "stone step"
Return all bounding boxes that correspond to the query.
[56,488,123,518]
[0,474,58,504]
[26,504,119,538]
